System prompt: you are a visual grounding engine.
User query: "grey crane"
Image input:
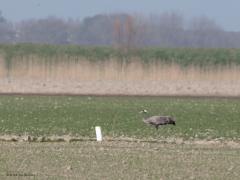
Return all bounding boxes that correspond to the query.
[140,109,176,129]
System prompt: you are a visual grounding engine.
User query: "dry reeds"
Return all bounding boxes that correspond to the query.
[1,55,240,82]
[1,44,240,96]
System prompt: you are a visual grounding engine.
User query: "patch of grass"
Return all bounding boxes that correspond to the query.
[0,96,239,140]
[0,141,239,179]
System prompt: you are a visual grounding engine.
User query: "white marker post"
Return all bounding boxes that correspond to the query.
[95,126,102,142]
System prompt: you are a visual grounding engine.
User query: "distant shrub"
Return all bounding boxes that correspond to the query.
[1,43,240,71]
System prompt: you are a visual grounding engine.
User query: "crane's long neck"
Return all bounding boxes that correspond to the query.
[142,113,148,122]
[143,118,148,123]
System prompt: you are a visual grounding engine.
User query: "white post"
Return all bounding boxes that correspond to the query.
[95,126,102,142]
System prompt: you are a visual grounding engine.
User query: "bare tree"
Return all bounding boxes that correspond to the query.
[188,16,224,48]
[17,17,69,44]
[113,14,145,52]
[0,11,16,43]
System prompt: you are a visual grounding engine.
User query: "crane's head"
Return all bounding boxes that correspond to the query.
[139,109,148,114]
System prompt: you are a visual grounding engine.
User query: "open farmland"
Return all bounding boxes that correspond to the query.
[0,95,239,139]
[1,45,240,178]
[0,141,240,180]
[0,96,240,179]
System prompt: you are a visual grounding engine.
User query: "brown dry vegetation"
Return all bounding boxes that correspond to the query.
[1,56,240,96]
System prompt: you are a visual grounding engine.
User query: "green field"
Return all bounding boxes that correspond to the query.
[0,95,240,179]
[0,95,239,140]
[1,44,240,69]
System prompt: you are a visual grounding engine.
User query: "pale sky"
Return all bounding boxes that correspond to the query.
[0,0,239,31]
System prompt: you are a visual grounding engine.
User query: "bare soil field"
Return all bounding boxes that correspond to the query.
[0,140,239,180]
[1,79,240,96]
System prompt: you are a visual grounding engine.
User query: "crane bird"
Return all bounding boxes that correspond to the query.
[140,109,176,129]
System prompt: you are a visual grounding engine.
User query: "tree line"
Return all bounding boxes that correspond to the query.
[1,11,240,48]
